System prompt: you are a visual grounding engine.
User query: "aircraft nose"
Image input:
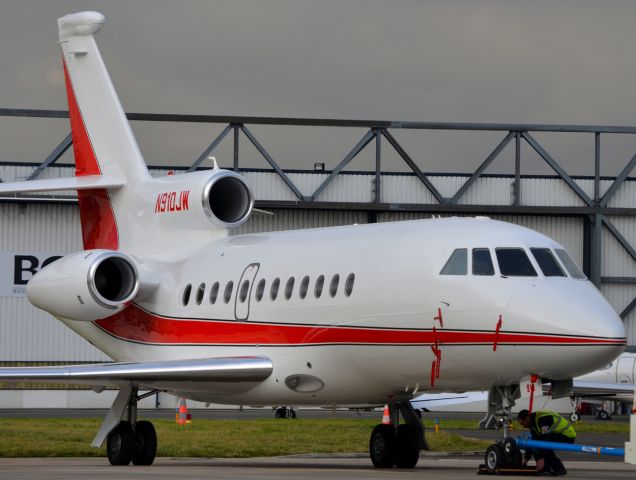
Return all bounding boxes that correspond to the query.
[507,280,626,378]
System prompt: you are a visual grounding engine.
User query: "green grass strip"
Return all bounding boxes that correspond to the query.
[0,418,490,458]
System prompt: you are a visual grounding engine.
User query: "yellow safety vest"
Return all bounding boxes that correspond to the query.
[534,411,576,439]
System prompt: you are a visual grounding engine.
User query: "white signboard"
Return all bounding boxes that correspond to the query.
[0,252,66,297]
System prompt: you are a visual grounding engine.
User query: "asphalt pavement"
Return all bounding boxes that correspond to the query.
[1,456,635,480]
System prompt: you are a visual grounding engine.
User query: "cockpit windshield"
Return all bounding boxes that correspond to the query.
[530,248,566,277]
[495,248,537,277]
[472,248,495,276]
[440,248,467,275]
[439,246,586,280]
[555,249,586,279]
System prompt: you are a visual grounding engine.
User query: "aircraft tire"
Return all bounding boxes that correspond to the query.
[369,424,397,468]
[501,437,522,467]
[569,412,580,422]
[485,444,505,473]
[597,409,610,421]
[395,424,419,468]
[132,420,157,466]
[107,421,134,466]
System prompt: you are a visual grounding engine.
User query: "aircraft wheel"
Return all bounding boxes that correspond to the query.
[132,420,157,466]
[107,421,134,466]
[597,409,610,421]
[569,412,580,422]
[501,437,522,467]
[369,424,396,468]
[485,444,505,473]
[395,424,420,469]
[289,408,297,419]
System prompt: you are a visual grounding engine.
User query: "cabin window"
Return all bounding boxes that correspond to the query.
[239,279,250,303]
[330,274,340,298]
[496,248,537,277]
[270,277,280,301]
[255,279,266,302]
[285,277,295,300]
[223,281,234,303]
[530,248,566,277]
[555,249,586,279]
[209,282,219,304]
[182,284,192,306]
[299,276,310,299]
[344,273,355,297]
[195,283,205,305]
[440,248,467,275]
[314,275,325,298]
[472,249,494,276]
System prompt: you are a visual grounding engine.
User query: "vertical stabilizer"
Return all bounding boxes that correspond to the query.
[58,12,150,250]
[59,12,149,183]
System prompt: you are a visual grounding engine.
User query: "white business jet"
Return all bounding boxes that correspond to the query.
[0,11,626,469]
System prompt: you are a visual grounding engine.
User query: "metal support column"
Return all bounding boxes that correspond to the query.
[233,124,240,172]
[514,131,521,205]
[591,133,602,287]
[374,128,381,204]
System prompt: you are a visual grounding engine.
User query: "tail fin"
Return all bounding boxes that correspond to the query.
[59,11,149,183]
[58,12,150,250]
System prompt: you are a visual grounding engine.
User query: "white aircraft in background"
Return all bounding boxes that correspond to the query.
[565,351,636,420]
[0,11,626,469]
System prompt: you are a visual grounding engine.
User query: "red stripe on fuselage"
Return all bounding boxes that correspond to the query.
[63,58,119,250]
[95,305,627,347]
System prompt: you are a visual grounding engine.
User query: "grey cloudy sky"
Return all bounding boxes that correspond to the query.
[1,0,636,176]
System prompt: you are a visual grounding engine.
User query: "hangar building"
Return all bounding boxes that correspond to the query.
[1,113,635,407]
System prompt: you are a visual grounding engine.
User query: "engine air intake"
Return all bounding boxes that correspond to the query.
[203,172,254,227]
[91,255,138,304]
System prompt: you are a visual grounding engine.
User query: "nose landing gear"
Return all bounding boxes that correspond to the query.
[478,385,530,475]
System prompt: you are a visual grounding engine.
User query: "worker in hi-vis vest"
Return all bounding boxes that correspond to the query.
[517,409,576,476]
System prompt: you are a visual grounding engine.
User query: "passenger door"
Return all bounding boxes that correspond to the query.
[234,263,260,321]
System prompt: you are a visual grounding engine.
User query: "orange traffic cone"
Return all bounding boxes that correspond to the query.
[382,404,391,424]
[177,397,189,425]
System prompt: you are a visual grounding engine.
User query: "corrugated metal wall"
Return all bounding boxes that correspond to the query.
[0,165,634,364]
[0,203,110,361]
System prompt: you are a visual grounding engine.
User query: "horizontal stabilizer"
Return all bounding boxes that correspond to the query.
[0,175,125,195]
[0,356,272,388]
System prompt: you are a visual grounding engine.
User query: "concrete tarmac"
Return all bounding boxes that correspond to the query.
[1,456,635,480]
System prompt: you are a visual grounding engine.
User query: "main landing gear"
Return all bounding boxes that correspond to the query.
[91,386,159,466]
[274,406,297,418]
[369,402,429,469]
[479,386,525,474]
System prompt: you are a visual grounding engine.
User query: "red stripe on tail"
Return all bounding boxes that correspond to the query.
[63,58,119,250]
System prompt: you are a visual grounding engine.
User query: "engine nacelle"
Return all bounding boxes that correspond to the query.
[201,170,254,228]
[149,169,254,234]
[27,250,139,322]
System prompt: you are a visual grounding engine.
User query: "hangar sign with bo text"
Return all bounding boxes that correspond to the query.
[0,252,65,297]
